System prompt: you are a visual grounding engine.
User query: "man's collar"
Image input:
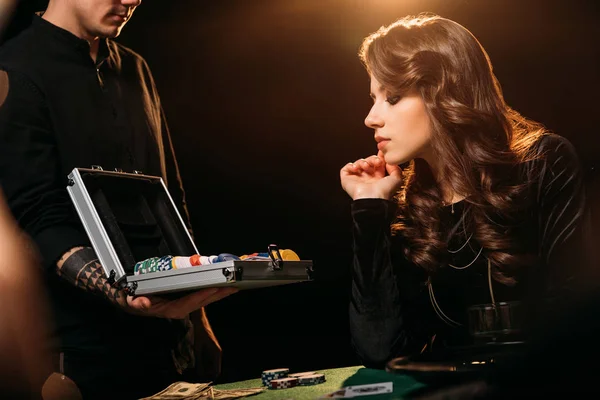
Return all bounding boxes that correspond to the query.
[32,14,111,65]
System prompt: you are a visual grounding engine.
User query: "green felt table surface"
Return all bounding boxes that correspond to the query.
[214,366,426,399]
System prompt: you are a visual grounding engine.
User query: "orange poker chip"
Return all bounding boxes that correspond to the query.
[190,254,201,266]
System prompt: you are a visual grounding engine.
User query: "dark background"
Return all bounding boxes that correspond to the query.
[5,0,600,384]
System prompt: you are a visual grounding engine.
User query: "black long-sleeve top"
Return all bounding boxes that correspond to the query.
[349,134,587,368]
[0,16,191,359]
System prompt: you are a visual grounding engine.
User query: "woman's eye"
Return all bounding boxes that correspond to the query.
[386,96,401,105]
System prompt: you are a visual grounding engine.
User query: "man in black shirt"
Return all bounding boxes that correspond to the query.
[0,1,236,398]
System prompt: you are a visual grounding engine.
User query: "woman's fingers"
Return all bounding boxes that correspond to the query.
[341,156,381,176]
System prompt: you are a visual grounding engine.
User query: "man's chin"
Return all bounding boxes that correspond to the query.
[97,25,124,39]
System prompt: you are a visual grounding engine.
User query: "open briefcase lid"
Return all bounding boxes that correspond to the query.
[66,167,313,296]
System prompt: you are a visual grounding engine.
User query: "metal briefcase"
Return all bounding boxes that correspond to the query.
[66,167,313,296]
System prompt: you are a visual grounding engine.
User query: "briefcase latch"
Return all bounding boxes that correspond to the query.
[268,244,284,271]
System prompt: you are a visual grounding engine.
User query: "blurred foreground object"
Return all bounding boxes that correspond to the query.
[0,188,54,398]
[0,0,18,41]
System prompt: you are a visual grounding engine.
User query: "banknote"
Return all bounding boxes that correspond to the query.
[141,382,264,400]
[140,381,211,399]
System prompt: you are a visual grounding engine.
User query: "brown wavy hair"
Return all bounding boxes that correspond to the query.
[359,13,546,285]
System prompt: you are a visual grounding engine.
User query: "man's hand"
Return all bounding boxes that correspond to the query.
[126,287,238,319]
[56,246,238,318]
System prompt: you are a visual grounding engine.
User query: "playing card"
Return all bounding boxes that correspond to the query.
[345,382,393,397]
[320,382,394,398]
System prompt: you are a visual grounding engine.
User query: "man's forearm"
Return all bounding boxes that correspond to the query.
[56,246,127,307]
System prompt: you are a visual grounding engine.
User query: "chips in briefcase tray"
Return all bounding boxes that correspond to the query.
[66,167,313,296]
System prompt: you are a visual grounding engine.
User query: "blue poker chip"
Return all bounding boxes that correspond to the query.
[215,253,241,262]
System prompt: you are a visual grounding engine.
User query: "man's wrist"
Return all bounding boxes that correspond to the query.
[56,247,97,284]
[56,247,128,307]
[57,246,86,269]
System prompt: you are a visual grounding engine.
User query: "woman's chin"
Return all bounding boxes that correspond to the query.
[384,153,411,166]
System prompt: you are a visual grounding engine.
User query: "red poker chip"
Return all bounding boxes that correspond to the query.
[269,377,298,389]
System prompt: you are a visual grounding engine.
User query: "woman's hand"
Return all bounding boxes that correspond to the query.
[340,151,403,200]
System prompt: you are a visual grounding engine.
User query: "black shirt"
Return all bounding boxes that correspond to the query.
[0,16,190,373]
[349,134,587,368]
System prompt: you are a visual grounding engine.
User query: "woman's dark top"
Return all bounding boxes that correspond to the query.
[349,134,587,368]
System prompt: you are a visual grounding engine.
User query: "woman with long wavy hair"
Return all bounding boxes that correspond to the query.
[340,13,586,368]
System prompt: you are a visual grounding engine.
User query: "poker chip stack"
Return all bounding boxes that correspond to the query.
[134,255,171,275]
[240,249,300,261]
[198,255,219,265]
[297,373,326,386]
[198,253,241,265]
[212,253,241,263]
[289,372,315,379]
[133,248,300,275]
[261,368,326,390]
[172,254,201,269]
[269,377,298,390]
[261,368,289,387]
[134,254,202,275]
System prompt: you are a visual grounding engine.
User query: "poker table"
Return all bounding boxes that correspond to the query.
[214,365,427,399]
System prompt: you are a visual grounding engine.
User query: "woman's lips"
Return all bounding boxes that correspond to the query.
[377,139,390,151]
